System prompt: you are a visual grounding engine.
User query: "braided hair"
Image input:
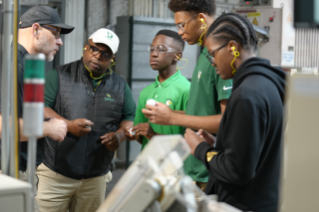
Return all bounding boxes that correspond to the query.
[207,13,258,51]
[156,29,185,51]
[168,0,216,16]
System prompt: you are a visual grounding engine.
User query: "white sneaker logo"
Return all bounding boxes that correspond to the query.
[223,86,232,90]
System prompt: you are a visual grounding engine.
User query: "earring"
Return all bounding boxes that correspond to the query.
[198,18,207,46]
[230,47,240,75]
[34,31,37,34]
[176,55,180,60]
[84,48,87,50]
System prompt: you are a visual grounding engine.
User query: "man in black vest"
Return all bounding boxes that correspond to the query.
[36,28,136,212]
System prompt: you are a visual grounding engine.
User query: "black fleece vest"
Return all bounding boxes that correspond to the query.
[43,59,125,179]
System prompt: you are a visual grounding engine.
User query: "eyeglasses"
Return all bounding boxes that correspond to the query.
[41,25,61,39]
[176,14,198,32]
[148,45,177,55]
[206,43,228,64]
[88,44,113,61]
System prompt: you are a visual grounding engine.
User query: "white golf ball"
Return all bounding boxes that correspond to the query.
[129,127,135,136]
[146,99,156,106]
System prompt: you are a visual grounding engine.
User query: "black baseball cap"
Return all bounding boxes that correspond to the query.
[19,6,74,34]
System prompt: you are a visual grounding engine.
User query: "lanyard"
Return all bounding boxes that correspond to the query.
[84,65,113,91]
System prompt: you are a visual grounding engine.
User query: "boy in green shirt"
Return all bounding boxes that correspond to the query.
[125,30,190,149]
[142,0,233,191]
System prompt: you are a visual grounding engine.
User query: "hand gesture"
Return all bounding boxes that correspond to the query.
[133,123,157,140]
[47,118,67,141]
[142,102,173,125]
[124,126,138,140]
[68,118,93,137]
[184,128,206,155]
[101,132,120,151]
[197,129,216,146]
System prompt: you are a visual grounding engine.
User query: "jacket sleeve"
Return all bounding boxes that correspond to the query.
[194,95,267,185]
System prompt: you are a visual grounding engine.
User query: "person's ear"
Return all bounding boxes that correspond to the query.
[174,53,182,62]
[228,41,238,55]
[32,23,40,37]
[83,44,89,51]
[198,13,207,24]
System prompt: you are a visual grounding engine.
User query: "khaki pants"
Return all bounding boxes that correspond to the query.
[36,163,112,212]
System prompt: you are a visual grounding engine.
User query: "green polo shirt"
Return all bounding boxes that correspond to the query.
[134,70,190,149]
[184,47,233,183]
[45,69,136,121]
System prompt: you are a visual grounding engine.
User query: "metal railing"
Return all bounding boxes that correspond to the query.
[295,28,319,69]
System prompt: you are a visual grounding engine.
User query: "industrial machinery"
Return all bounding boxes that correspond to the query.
[97,135,241,212]
[235,0,319,70]
[0,174,32,212]
[239,0,272,7]
[234,0,295,68]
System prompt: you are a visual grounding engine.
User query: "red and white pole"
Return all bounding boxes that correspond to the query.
[22,53,45,211]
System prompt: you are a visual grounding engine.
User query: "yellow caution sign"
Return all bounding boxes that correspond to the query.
[252,17,259,26]
[247,12,261,17]
[287,13,292,21]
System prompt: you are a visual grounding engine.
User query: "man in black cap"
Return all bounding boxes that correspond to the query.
[0,5,74,212]
[19,5,74,61]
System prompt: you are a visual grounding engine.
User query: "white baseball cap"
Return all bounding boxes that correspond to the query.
[89,28,120,54]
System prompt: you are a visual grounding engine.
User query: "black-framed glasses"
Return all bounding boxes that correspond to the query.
[176,14,198,32]
[41,25,61,39]
[148,45,177,55]
[206,43,228,64]
[88,44,113,61]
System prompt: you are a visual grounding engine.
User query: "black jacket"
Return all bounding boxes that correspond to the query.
[43,59,125,179]
[195,57,286,212]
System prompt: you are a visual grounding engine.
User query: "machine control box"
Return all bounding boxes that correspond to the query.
[0,174,31,212]
[239,0,272,7]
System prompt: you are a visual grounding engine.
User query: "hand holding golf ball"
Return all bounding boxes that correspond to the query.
[142,100,173,125]
[129,127,135,136]
[146,99,157,106]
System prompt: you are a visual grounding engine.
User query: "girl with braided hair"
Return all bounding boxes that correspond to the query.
[184,13,286,212]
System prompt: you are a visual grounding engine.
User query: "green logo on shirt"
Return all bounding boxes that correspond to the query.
[197,71,202,82]
[104,93,115,102]
[166,99,172,106]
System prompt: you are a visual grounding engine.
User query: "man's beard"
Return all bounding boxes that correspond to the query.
[35,35,55,62]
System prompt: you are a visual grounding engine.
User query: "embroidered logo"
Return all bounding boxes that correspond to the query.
[166,99,172,106]
[198,71,202,82]
[223,86,232,91]
[104,93,115,102]
[106,32,113,40]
